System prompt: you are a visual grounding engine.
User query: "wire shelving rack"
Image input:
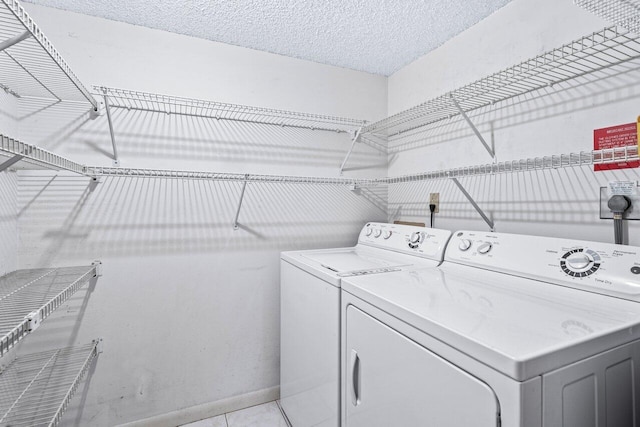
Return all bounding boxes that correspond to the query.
[0,265,98,358]
[363,26,640,137]
[382,146,640,184]
[94,86,367,134]
[85,166,380,187]
[3,133,638,186]
[0,135,89,175]
[0,341,100,427]
[575,0,640,35]
[0,0,97,108]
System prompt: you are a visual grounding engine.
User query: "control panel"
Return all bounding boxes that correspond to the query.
[359,223,451,260]
[446,231,640,302]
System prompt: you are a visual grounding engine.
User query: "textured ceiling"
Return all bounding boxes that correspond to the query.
[23,0,513,75]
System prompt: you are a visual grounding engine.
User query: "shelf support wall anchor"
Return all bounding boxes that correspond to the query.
[339,127,363,175]
[450,94,495,159]
[451,177,495,231]
[0,30,31,52]
[233,177,249,230]
[101,88,120,166]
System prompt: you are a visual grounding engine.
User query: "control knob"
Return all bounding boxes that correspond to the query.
[408,231,423,248]
[560,248,601,277]
[566,253,591,270]
[477,242,493,255]
[458,239,472,251]
[365,227,373,236]
[383,230,392,239]
[373,229,382,238]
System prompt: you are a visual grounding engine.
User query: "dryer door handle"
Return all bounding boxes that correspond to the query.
[351,349,361,406]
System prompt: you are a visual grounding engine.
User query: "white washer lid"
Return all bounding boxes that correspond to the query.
[342,263,640,381]
[282,246,441,287]
[300,249,413,273]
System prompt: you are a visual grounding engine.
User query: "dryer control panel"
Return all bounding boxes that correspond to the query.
[446,231,640,302]
[359,223,451,261]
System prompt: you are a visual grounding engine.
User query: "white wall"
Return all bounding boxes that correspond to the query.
[0,169,17,276]
[387,0,640,245]
[14,4,387,426]
[0,89,19,275]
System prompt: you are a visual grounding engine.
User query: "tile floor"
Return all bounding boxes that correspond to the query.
[181,401,290,427]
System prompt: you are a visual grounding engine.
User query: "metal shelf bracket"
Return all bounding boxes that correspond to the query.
[450,95,495,159]
[92,260,103,277]
[233,177,249,230]
[339,127,363,175]
[0,30,31,52]
[451,177,495,231]
[0,154,24,172]
[0,146,33,172]
[94,338,104,353]
[101,87,120,166]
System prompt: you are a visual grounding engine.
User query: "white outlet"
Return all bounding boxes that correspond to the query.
[429,193,439,214]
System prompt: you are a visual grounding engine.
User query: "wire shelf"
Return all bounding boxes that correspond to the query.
[575,0,640,35]
[3,134,636,187]
[85,166,380,188]
[94,86,367,134]
[383,146,640,184]
[0,266,97,358]
[0,341,99,427]
[364,26,640,136]
[0,135,89,175]
[0,0,97,108]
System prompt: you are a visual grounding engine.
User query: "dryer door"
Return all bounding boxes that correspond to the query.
[345,305,500,427]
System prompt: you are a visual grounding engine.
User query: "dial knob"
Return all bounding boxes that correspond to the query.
[410,232,422,244]
[383,230,392,239]
[365,227,373,236]
[373,229,382,238]
[458,239,472,251]
[566,253,591,270]
[560,248,601,277]
[477,242,492,255]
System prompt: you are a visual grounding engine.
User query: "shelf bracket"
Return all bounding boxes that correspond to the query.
[233,177,249,230]
[91,260,103,277]
[339,127,363,175]
[0,154,24,172]
[450,95,495,159]
[0,30,31,52]
[0,147,33,172]
[101,88,120,166]
[451,177,495,231]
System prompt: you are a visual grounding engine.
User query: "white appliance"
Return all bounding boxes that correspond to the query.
[280,222,452,427]
[341,230,640,427]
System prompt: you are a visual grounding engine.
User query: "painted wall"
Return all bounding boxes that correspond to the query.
[0,171,17,276]
[14,4,387,426]
[387,0,640,245]
[0,89,19,275]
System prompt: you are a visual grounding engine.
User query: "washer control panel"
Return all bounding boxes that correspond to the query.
[359,223,452,260]
[446,231,640,302]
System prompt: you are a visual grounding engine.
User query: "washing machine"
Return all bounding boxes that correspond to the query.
[280,222,452,427]
[341,230,640,427]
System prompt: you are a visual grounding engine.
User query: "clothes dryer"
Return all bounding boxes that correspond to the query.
[341,230,640,427]
[280,222,451,427]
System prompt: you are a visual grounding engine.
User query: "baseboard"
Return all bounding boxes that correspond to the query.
[118,385,280,427]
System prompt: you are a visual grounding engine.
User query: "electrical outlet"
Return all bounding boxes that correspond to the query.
[429,193,439,214]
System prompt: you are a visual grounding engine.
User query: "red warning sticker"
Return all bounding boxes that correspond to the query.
[594,122,639,171]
